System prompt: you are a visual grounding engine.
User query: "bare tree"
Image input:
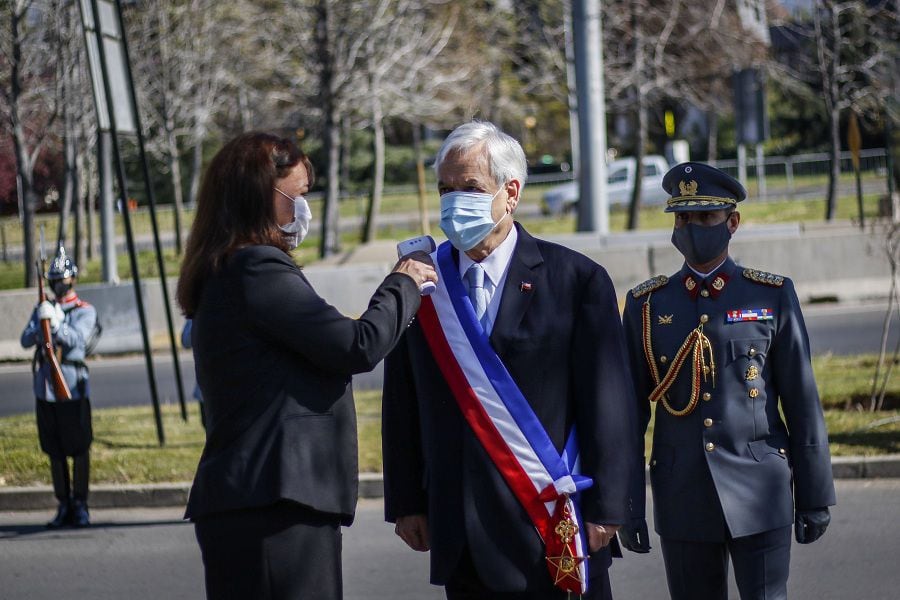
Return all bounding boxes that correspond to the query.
[603,0,766,229]
[0,0,60,286]
[304,0,369,257]
[771,1,897,221]
[358,0,458,242]
[55,0,93,254]
[125,0,231,253]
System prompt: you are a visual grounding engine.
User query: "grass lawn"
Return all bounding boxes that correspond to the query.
[1,353,898,487]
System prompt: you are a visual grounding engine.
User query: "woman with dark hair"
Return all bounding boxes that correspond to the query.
[177,131,435,600]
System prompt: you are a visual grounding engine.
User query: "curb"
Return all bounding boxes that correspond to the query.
[0,473,386,512]
[1,459,898,512]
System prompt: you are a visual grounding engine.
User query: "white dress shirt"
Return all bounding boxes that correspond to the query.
[688,257,727,279]
[458,225,518,335]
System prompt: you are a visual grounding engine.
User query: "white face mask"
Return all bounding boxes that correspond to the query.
[275,187,312,248]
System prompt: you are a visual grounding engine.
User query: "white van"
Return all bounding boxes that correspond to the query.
[541,155,670,215]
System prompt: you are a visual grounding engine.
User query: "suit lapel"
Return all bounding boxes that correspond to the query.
[489,223,543,348]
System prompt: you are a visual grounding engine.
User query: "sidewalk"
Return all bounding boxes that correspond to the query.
[2,458,898,511]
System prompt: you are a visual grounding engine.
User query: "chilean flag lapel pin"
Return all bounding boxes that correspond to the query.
[520,281,533,292]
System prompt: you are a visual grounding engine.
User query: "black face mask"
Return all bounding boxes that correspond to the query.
[671,220,732,266]
[51,280,72,299]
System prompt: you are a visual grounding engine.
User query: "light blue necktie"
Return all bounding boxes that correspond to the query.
[465,263,489,328]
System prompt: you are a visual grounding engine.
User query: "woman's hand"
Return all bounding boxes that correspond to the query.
[393,252,438,290]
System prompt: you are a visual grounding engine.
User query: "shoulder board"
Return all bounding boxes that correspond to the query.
[742,268,784,287]
[631,275,669,298]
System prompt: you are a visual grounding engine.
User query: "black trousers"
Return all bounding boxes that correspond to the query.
[50,453,89,503]
[660,526,792,600]
[445,545,612,600]
[36,397,93,457]
[194,502,342,600]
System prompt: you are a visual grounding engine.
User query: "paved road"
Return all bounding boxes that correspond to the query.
[2,300,898,417]
[0,479,897,599]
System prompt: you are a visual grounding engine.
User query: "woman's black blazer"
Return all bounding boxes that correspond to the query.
[184,245,420,525]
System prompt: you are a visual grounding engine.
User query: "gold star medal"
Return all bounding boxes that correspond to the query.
[544,496,586,593]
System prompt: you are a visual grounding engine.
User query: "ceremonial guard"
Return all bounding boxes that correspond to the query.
[620,163,836,600]
[21,245,98,528]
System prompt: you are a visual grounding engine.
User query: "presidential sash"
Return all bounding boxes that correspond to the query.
[417,242,593,594]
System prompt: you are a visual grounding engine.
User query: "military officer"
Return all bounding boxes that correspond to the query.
[20,245,98,528]
[619,163,836,600]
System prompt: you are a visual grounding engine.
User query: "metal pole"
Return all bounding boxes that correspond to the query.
[564,1,580,179]
[855,164,864,229]
[572,0,609,234]
[786,156,795,201]
[737,143,748,188]
[98,131,118,283]
[86,0,165,446]
[114,0,187,422]
[755,143,767,201]
[886,112,897,223]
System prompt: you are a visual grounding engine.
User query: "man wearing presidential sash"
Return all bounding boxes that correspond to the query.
[619,163,836,600]
[382,121,639,599]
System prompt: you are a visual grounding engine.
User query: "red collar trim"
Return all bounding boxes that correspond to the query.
[683,271,731,301]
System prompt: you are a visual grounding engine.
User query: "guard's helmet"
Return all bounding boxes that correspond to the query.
[46,244,78,280]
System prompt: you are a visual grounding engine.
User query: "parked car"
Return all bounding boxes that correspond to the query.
[541,155,671,215]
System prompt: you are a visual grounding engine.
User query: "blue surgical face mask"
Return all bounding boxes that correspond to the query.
[439,186,508,251]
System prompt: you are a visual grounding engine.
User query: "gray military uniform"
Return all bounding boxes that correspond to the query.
[623,258,836,599]
[21,298,96,401]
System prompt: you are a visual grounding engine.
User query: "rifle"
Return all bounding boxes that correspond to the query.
[36,228,72,401]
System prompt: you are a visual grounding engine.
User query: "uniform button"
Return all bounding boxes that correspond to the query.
[700,314,709,323]
[700,289,710,298]
[748,347,757,357]
[749,388,759,398]
[660,355,668,364]
[651,459,658,466]
[703,418,713,427]
[779,448,786,455]
[702,392,712,401]
[705,442,715,452]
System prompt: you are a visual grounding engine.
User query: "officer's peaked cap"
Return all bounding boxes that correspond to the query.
[662,162,746,213]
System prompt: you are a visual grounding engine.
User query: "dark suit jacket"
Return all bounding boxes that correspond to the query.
[622,258,836,542]
[382,224,638,591]
[185,245,420,525]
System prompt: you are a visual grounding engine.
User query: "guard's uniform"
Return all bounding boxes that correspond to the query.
[20,248,97,527]
[22,295,97,455]
[622,163,836,600]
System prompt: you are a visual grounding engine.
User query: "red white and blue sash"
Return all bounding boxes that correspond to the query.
[417,241,593,594]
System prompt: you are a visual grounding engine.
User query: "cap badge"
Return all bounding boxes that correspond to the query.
[679,180,699,196]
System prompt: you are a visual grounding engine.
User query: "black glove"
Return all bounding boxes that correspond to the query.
[794,508,830,544]
[618,518,651,553]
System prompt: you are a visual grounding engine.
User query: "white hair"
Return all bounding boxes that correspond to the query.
[434,121,528,189]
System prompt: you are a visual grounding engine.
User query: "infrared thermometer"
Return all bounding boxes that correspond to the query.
[397,235,437,296]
